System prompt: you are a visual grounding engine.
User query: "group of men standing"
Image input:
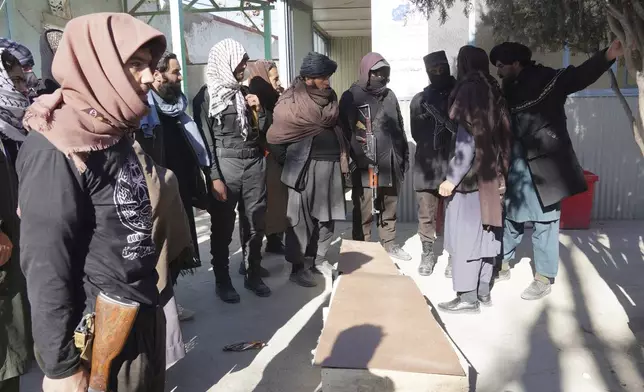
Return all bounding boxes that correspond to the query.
[0,9,625,392]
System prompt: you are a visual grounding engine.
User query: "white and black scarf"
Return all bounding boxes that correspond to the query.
[0,48,29,143]
[206,39,249,140]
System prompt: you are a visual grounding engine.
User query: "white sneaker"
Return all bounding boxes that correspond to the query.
[177,303,195,321]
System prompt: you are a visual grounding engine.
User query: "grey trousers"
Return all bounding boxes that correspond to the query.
[286,219,335,266]
[453,257,493,297]
[208,157,267,274]
[0,377,19,392]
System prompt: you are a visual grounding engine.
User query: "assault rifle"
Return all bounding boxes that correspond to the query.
[87,292,140,392]
[421,102,457,133]
[421,101,457,150]
[357,104,379,216]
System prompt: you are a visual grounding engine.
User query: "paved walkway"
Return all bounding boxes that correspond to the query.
[22,216,644,392]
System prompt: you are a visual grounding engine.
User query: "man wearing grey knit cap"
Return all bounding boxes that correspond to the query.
[267,52,349,287]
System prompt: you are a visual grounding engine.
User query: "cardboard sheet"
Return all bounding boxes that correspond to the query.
[336,239,400,276]
[314,274,465,377]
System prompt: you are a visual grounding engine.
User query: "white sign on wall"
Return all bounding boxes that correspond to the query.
[371,0,472,100]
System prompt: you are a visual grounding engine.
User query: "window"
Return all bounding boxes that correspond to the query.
[313,30,327,56]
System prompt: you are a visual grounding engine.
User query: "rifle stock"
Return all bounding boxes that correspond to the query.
[88,292,139,392]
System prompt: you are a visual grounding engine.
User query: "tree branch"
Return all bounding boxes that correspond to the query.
[609,68,644,156]
[633,0,644,22]
[607,2,641,49]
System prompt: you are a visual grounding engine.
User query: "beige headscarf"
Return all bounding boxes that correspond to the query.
[22,13,166,172]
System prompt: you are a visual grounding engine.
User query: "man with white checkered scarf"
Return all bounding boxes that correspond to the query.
[193,38,271,303]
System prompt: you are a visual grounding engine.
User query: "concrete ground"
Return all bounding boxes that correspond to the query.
[22,214,644,392]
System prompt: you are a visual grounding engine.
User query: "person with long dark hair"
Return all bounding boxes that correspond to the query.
[437,46,512,314]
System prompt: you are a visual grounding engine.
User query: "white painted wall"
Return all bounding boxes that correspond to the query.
[371,0,468,100]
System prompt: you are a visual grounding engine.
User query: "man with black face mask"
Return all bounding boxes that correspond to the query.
[410,51,457,277]
[340,52,411,262]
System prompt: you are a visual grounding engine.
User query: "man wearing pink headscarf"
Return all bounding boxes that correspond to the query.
[17,13,167,392]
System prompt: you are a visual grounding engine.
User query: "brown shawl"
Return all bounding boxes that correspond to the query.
[267,79,349,173]
[22,13,166,172]
[449,46,512,228]
[132,141,196,292]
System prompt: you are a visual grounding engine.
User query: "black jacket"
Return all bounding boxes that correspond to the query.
[505,49,614,206]
[17,133,159,379]
[409,79,456,191]
[193,85,269,182]
[339,86,409,188]
[0,139,32,382]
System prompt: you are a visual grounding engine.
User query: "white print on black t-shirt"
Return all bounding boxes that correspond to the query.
[114,152,155,260]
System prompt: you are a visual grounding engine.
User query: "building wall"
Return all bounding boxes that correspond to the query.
[0,0,122,74]
[328,36,371,95]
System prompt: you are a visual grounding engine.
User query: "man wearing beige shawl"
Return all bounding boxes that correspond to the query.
[17,13,169,391]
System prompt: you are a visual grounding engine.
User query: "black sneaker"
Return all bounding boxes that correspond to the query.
[310,260,333,275]
[290,268,317,287]
[238,262,270,277]
[244,273,272,297]
[215,277,241,304]
[437,297,480,314]
[385,244,412,261]
[265,234,285,254]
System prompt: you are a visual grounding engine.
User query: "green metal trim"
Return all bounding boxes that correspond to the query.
[129,0,147,14]
[185,0,200,10]
[263,6,272,59]
[245,0,270,5]
[131,6,271,16]
[242,10,261,32]
[207,0,220,9]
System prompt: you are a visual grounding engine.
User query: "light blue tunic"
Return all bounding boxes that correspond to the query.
[504,140,560,223]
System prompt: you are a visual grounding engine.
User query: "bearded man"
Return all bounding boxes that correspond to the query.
[193,39,270,303]
[490,41,622,300]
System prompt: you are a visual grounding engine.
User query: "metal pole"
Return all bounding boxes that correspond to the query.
[263,6,272,59]
[3,0,15,39]
[169,0,188,94]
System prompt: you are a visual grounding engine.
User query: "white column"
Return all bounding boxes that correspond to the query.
[275,0,293,87]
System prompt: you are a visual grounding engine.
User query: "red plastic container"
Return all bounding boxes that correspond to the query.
[559,170,599,230]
